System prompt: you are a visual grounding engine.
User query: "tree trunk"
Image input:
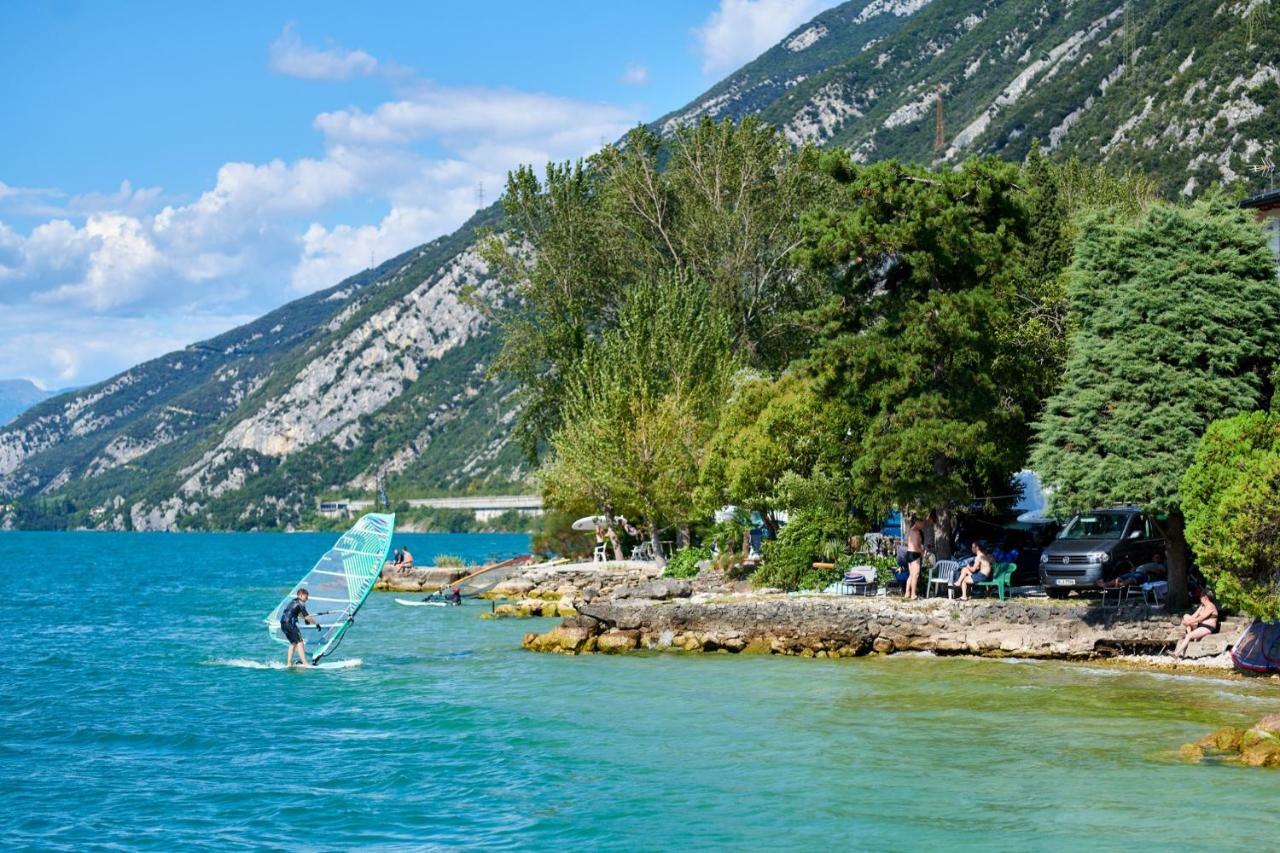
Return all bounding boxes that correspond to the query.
[677,525,691,550]
[1164,509,1189,611]
[761,511,779,539]
[649,520,666,569]
[932,507,955,559]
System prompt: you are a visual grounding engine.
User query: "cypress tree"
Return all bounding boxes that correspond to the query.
[1032,196,1280,607]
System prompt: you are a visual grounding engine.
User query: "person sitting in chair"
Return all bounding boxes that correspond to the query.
[955,541,994,601]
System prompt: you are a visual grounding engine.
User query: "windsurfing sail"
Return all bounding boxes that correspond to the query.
[445,555,532,597]
[1230,620,1280,673]
[266,513,395,662]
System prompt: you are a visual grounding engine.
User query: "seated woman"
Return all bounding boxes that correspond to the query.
[955,541,994,601]
[1172,583,1219,658]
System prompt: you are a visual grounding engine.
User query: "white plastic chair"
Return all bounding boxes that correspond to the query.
[927,560,960,598]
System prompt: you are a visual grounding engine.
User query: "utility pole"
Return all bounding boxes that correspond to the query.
[934,83,945,154]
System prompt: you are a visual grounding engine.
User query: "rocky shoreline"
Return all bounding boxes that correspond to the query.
[479,563,1244,670]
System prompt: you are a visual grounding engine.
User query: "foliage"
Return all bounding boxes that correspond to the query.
[664,546,711,579]
[538,276,739,551]
[802,156,1056,526]
[1032,196,1280,604]
[698,370,837,532]
[487,117,829,459]
[432,554,468,569]
[754,501,854,591]
[530,509,590,559]
[1182,412,1280,620]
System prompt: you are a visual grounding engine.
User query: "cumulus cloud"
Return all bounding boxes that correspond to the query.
[621,63,650,86]
[269,22,378,80]
[694,0,841,75]
[0,38,642,387]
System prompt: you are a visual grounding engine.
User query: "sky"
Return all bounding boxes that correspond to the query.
[0,0,841,388]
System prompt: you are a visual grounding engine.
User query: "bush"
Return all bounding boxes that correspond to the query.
[1182,412,1280,620]
[433,554,468,569]
[664,546,711,579]
[754,510,847,590]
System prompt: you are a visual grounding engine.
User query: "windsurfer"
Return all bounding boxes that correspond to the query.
[281,588,321,667]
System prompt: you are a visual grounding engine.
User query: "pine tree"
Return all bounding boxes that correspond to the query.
[1032,196,1280,607]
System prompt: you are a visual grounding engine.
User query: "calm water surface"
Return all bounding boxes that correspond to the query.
[2,531,1278,850]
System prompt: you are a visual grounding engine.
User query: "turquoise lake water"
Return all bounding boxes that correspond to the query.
[2,531,1279,850]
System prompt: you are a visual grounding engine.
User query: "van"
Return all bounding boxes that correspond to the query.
[1038,507,1165,598]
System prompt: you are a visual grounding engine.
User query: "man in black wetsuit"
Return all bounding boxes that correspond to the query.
[281,588,321,667]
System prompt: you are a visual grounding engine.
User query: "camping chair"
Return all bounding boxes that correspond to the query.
[975,562,1017,600]
[593,543,608,563]
[926,560,960,598]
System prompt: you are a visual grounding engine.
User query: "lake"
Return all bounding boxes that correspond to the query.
[2,531,1277,850]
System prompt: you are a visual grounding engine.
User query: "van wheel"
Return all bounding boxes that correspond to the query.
[1046,588,1069,600]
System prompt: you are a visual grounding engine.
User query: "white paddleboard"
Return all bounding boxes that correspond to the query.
[394,598,451,607]
[207,658,363,670]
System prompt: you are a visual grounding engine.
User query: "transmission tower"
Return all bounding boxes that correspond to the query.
[934,83,945,154]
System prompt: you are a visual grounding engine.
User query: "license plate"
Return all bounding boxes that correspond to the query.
[1057,579,1076,586]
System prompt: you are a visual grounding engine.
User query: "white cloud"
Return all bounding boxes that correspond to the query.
[269,22,378,80]
[621,63,650,86]
[0,44,643,386]
[694,0,841,75]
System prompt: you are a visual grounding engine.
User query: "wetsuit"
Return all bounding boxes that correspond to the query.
[280,596,310,644]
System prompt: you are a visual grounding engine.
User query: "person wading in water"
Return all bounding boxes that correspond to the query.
[280,588,321,667]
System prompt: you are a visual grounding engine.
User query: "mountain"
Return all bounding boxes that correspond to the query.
[3,0,1277,531]
[0,380,61,426]
[657,0,1279,197]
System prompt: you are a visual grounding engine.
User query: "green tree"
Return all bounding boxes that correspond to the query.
[1182,411,1280,619]
[487,117,827,459]
[802,156,1054,551]
[538,276,738,565]
[1032,197,1280,607]
[697,370,837,536]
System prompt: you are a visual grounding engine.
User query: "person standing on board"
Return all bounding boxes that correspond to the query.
[281,588,321,667]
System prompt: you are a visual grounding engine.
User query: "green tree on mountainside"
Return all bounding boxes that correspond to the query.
[800,156,1057,552]
[1032,197,1280,608]
[538,277,737,565]
[1182,411,1280,620]
[486,117,827,460]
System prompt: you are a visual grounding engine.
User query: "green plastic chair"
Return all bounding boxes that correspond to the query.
[975,562,1017,600]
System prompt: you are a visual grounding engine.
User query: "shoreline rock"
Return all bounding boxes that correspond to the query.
[1182,715,1280,767]
[521,592,1243,665]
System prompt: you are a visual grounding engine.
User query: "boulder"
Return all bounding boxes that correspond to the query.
[526,625,591,654]
[596,630,640,654]
[491,579,535,597]
[494,604,520,618]
[613,579,692,601]
[1240,738,1280,768]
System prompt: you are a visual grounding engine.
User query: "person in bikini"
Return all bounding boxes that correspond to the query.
[955,541,994,601]
[1172,583,1219,658]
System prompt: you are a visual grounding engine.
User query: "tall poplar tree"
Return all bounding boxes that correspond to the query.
[1032,196,1279,607]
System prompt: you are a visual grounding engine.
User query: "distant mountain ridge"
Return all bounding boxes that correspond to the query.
[3,0,1276,530]
[0,380,65,426]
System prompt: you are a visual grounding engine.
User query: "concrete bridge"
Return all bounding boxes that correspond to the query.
[317,495,543,522]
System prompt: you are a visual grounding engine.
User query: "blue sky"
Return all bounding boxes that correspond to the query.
[0,0,840,387]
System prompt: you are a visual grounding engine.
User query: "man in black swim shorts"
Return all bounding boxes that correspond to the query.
[280,588,321,667]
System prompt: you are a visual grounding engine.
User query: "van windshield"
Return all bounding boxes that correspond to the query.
[1058,512,1129,540]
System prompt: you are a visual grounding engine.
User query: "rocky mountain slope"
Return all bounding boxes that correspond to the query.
[657,0,1279,197]
[3,0,1277,530]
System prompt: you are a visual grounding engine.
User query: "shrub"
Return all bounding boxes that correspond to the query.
[754,510,847,590]
[433,554,468,569]
[1182,412,1280,620]
[664,546,711,579]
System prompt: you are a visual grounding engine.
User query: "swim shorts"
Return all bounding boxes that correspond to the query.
[281,621,303,644]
